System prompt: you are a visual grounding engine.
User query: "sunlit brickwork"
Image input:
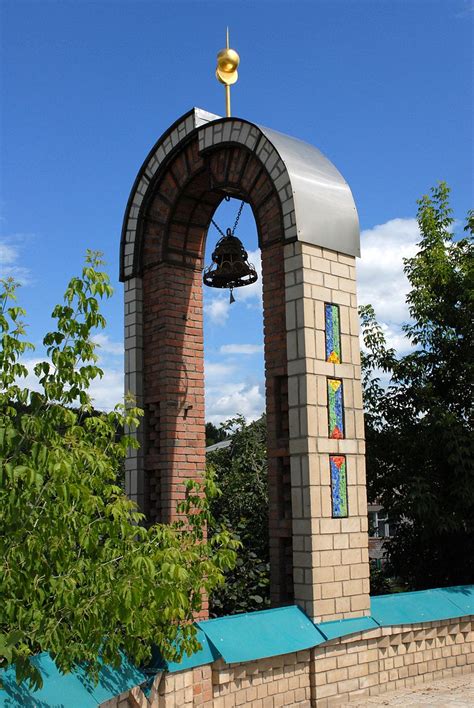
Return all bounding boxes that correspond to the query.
[120,110,370,622]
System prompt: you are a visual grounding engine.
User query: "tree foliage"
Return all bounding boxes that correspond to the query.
[205,422,229,447]
[0,252,237,688]
[361,183,474,588]
[206,414,389,602]
[207,415,270,616]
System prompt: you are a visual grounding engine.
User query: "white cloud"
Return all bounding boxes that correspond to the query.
[357,217,420,325]
[17,355,124,412]
[205,357,264,424]
[92,333,124,357]
[88,367,124,411]
[0,242,18,265]
[235,249,262,304]
[219,344,263,355]
[206,382,265,426]
[380,322,412,355]
[205,361,236,379]
[16,357,43,395]
[0,235,33,284]
[204,297,230,325]
[357,217,421,356]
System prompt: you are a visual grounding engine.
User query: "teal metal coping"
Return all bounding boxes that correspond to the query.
[434,585,474,617]
[317,616,379,641]
[196,606,326,665]
[2,585,473,705]
[149,628,220,673]
[370,585,474,627]
[0,652,146,707]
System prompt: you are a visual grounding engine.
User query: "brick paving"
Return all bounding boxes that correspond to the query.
[347,672,474,706]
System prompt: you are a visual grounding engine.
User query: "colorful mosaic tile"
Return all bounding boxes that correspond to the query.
[330,455,348,518]
[325,303,341,364]
[327,378,344,439]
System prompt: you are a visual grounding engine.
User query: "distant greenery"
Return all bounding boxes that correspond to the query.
[361,183,474,589]
[0,253,237,688]
[208,184,474,603]
[368,562,392,596]
[205,421,229,447]
[207,415,270,616]
[4,182,469,693]
[207,415,392,603]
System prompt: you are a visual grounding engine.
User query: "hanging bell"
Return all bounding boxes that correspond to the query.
[203,228,258,302]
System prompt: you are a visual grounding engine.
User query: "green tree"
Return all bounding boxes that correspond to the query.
[205,422,229,447]
[207,415,270,616]
[0,252,237,688]
[361,183,474,589]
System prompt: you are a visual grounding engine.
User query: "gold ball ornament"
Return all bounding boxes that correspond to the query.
[217,47,240,73]
[216,47,240,85]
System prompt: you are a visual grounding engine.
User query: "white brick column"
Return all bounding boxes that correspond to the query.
[124,276,145,512]
[284,241,370,622]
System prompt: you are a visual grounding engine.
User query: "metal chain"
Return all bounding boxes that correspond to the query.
[210,219,226,238]
[211,199,245,238]
[232,200,245,235]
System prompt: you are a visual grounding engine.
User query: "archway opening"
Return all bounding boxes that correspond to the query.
[124,127,295,611]
[203,197,264,430]
[203,197,269,615]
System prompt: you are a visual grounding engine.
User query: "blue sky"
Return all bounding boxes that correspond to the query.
[1,0,473,422]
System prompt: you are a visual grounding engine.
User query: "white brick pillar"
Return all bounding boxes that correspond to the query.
[284,241,370,622]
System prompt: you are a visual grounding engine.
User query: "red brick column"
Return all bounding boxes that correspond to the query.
[142,262,205,524]
[262,241,293,606]
[134,131,293,611]
[122,113,369,623]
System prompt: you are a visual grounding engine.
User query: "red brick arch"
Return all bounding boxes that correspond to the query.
[121,110,371,622]
[137,135,288,271]
[127,127,294,607]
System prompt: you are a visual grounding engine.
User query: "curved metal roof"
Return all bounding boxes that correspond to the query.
[120,108,360,280]
[257,123,360,256]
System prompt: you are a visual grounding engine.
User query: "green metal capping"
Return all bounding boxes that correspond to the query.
[2,585,473,706]
[196,606,326,665]
[434,585,474,617]
[317,616,379,641]
[370,585,474,627]
[0,652,146,707]
[149,627,220,673]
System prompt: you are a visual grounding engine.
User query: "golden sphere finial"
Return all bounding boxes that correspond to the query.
[216,47,240,79]
[216,28,239,116]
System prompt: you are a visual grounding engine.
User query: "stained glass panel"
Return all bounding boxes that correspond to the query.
[330,455,348,518]
[325,303,341,364]
[327,378,344,439]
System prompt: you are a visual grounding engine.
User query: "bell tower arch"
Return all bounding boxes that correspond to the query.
[120,108,370,622]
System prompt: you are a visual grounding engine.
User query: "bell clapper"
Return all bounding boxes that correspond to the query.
[230,287,235,304]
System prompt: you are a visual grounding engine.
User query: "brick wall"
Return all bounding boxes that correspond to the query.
[142,263,205,523]
[128,130,294,606]
[101,617,474,707]
[284,241,369,621]
[312,618,473,706]
[122,114,370,617]
[262,240,293,605]
[210,653,312,707]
